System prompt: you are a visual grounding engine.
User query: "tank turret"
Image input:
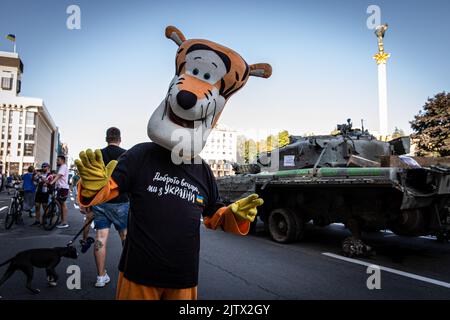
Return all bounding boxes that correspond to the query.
[236,119,410,173]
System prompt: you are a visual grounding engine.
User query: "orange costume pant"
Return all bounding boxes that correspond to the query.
[116,272,197,300]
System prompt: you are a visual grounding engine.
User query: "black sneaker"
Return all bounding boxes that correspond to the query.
[80,237,95,253]
[30,221,40,226]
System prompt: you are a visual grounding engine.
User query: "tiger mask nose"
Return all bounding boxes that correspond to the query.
[176,90,197,110]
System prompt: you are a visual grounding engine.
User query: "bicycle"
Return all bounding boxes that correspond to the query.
[42,187,62,231]
[4,183,25,230]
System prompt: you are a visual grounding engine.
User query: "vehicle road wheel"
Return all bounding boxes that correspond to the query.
[292,211,306,241]
[268,208,298,243]
[390,209,426,237]
[5,202,17,230]
[43,203,61,231]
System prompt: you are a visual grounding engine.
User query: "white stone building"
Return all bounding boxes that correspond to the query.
[200,124,237,177]
[0,51,58,174]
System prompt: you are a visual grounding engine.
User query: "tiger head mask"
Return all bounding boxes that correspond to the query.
[147,26,272,159]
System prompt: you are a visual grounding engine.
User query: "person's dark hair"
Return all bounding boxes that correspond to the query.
[27,166,34,173]
[106,127,121,143]
[57,155,66,163]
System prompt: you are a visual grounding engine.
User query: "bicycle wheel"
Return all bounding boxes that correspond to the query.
[42,202,62,231]
[5,201,17,230]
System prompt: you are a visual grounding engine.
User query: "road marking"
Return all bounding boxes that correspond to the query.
[420,235,437,240]
[0,206,8,212]
[70,197,75,201]
[322,252,450,289]
[74,204,80,209]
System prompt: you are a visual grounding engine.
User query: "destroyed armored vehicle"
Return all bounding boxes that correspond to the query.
[217,120,450,256]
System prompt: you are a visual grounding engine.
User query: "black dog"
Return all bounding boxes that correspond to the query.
[0,246,78,294]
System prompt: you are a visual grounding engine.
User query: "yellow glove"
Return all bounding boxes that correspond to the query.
[229,194,264,223]
[74,149,117,198]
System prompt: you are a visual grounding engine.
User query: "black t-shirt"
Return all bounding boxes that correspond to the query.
[101,145,129,204]
[114,142,223,288]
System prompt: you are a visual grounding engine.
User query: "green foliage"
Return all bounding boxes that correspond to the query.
[277,130,290,148]
[237,130,291,164]
[410,92,450,157]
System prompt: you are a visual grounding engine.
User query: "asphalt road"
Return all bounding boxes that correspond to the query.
[0,189,449,300]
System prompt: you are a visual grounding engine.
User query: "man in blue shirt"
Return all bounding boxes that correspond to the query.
[22,166,36,216]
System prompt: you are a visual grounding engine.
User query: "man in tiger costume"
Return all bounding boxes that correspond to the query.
[75,26,272,300]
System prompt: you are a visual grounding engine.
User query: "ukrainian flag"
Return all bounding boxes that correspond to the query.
[6,34,16,42]
[196,195,204,204]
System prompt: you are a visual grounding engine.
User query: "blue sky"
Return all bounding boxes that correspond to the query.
[0,0,449,160]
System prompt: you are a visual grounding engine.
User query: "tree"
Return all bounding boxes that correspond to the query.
[237,130,291,164]
[277,130,290,148]
[265,135,276,152]
[410,92,450,157]
[243,139,257,164]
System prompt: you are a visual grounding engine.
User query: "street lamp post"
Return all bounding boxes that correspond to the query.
[373,24,390,140]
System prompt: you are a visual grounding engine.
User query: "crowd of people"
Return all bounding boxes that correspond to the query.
[0,128,129,289]
[2,155,72,229]
[0,127,129,290]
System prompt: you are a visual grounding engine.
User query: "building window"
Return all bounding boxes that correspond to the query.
[17,150,20,156]
[1,77,13,90]
[7,126,12,140]
[25,127,35,140]
[18,127,22,140]
[19,112,23,124]
[24,143,34,156]
[8,110,13,124]
[26,112,35,126]
[16,80,21,94]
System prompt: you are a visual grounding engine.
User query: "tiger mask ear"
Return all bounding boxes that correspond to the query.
[165,26,186,46]
[249,63,272,78]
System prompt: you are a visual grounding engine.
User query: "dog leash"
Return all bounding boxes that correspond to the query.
[67,216,95,246]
